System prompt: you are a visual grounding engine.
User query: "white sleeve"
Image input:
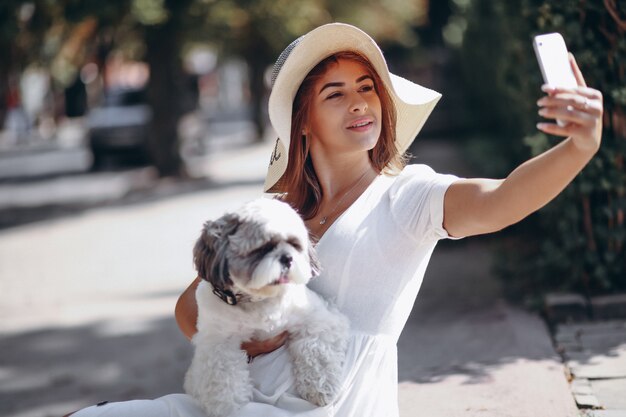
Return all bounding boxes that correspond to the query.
[388,164,462,245]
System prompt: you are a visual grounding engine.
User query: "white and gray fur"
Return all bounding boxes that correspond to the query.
[184,198,349,417]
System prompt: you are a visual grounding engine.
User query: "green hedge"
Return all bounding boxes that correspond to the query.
[454,0,626,304]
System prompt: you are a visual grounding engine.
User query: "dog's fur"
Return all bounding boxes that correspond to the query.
[184,198,349,417]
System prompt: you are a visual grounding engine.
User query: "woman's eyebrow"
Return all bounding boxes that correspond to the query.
[318,74,373,94]
[319,82,344,94]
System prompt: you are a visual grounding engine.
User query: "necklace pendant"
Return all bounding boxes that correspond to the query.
[319,216,327,225]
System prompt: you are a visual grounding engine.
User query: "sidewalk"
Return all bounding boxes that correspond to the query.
[0,136,591,416]
[555,320,626,416]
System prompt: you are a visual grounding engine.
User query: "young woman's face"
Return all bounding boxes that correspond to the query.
[305,58,382,156]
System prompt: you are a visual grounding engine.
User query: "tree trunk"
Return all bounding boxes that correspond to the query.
[143,0,191,178]
[0,63,8,129]
[0,36,15,128]
[248,56,266,142]
[244,30,271,142]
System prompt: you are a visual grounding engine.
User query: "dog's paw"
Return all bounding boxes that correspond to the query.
[184,345,252,417]
[297,378,341,407]
[291,356,343,407]
[288,318,348,407]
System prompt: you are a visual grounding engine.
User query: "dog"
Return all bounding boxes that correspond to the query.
[184,198,349,417]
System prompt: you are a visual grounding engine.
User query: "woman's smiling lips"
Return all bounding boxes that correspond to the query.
[346,117,374,132]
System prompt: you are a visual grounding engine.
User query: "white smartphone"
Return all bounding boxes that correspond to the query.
[533,33,577,126]
[533,32,577,88]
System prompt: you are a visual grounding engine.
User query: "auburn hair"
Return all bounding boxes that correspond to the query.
[282,51,406,219]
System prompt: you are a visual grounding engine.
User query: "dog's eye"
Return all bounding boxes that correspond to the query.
[250,243,275,257]
[287,238,303,252]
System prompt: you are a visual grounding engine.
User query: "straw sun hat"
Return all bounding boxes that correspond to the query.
[264,22,441,193]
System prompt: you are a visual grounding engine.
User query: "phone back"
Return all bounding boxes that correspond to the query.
[533,33,577,88]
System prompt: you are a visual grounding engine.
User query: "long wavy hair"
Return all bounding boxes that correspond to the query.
[282,51,405,219]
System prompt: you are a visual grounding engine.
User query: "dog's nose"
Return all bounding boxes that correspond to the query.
[279,254,293,268]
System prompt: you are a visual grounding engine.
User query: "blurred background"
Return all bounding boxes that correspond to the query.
[0,0,624,416]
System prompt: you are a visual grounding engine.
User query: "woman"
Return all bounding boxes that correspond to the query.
[71,22,602,417]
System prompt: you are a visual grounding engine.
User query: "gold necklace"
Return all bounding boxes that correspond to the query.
[319,169,371,225]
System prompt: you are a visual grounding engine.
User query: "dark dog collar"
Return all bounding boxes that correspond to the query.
[211,286,239,306]
[200,275,248,306]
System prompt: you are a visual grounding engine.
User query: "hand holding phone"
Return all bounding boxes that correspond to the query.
[533,33,578,126]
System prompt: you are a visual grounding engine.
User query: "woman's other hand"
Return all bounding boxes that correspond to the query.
[241,331,289,359]
[536,53,603,153]
[176,278,288,358]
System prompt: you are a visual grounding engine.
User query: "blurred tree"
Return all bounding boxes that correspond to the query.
[0,1,51,126]
[141,0,193,176]
[3,0,433,176]
[189,0,431,140]
[0,1,130,131]
[0,2,16,124]
[1,0,189,176]
[450,0,626,303]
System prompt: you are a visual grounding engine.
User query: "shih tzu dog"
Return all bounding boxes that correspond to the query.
[184,198,349,417]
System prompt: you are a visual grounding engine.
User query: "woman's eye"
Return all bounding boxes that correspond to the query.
[326,92,342,100]
[360,84,374,92]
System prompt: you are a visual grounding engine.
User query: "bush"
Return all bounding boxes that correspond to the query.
[454,0,626,304]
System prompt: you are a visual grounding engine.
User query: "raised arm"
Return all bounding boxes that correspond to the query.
[443,54,603,238]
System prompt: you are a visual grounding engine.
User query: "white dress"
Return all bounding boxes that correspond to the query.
[74,164,460,417]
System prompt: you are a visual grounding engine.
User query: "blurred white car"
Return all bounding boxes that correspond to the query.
[87,88,152,168]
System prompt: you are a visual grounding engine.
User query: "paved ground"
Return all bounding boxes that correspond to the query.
[0,137,582,417]
[555,321,626,415]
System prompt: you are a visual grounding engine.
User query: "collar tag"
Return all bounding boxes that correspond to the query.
[212,287,238,306]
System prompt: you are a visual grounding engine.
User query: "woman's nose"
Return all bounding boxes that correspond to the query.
[349,93,368,113]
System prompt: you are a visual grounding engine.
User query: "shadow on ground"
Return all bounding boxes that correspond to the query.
[397,237,566,385]
[0,312,192,417]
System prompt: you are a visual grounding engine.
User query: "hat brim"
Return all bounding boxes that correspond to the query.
[264,23,441,193]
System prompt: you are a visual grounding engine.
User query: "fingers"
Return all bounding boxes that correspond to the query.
[537,94,602,118]
[536,56,603,150]
[536,120,601,153]
[537,82,604,135]
[569,53,587,88]
[538,106,596,126]
[241,331,289,358]
[541,84,602,100]
[536,121,589,138]
[273,330,289,344]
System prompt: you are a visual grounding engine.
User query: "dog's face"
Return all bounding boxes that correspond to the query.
[194,199,320,301]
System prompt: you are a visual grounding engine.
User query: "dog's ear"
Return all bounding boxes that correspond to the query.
[308,240,321,278]
[193,213,240,290]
